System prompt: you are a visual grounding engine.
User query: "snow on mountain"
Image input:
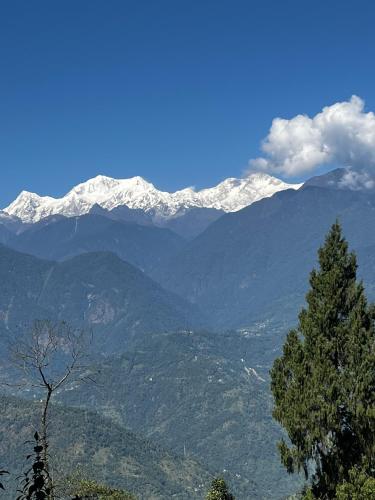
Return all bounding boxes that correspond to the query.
[4,173,302,223]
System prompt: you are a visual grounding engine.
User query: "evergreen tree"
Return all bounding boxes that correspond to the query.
[69,478,135,499]
[270,222,375,498]
[335,467,375,499]
[205,477,235,500]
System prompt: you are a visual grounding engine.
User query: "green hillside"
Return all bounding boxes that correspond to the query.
[58,330,300,499]
[0,394,214,499]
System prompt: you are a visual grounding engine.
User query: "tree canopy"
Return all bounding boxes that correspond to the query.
[206,477,235,500]
[270,221,375,497]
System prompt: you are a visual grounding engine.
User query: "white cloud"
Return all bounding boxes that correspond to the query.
[249,96,375,178]
[338,169,375,190]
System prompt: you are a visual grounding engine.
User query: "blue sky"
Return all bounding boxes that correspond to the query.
[1,0,375,206]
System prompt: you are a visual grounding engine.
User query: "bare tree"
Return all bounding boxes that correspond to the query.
[7,319,93,499]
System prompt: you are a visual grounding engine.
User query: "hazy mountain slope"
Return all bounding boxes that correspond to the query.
[0,211,22,231]
[152,180,375,329]
[0,246,206,351]
[102,204,225,239]
[37,252,207,348]
[59,330,299,499]
[0,224,12,245]
[4,173,301,223]
[160,207,225,239]
[0,394,214,499]
[90,203,154,225]
[8,213,185,273]
[0,244,52,333]
[0,211,23,244]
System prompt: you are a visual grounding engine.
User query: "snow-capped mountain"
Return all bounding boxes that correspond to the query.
[4,173,302,223]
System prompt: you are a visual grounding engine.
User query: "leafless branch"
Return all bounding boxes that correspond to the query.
[3,319,95,500]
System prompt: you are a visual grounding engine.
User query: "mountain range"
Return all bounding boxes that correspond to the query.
[3,172,300,223]
[2,166,375,498]
[152,168,375,330]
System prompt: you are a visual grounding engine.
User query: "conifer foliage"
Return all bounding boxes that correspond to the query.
[205,477,235,500]
[270,222,375,498]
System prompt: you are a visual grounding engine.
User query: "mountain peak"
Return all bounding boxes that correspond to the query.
[4,173,301,223]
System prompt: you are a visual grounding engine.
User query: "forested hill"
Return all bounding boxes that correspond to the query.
[0,394,214,499]
[57,330,300,499]
[0,245,207,353]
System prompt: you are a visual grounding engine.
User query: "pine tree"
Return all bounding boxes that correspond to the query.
[270,221,375,498]
[205,477,235,500]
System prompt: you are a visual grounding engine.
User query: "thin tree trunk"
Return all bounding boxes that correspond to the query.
[42,387,54,500]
